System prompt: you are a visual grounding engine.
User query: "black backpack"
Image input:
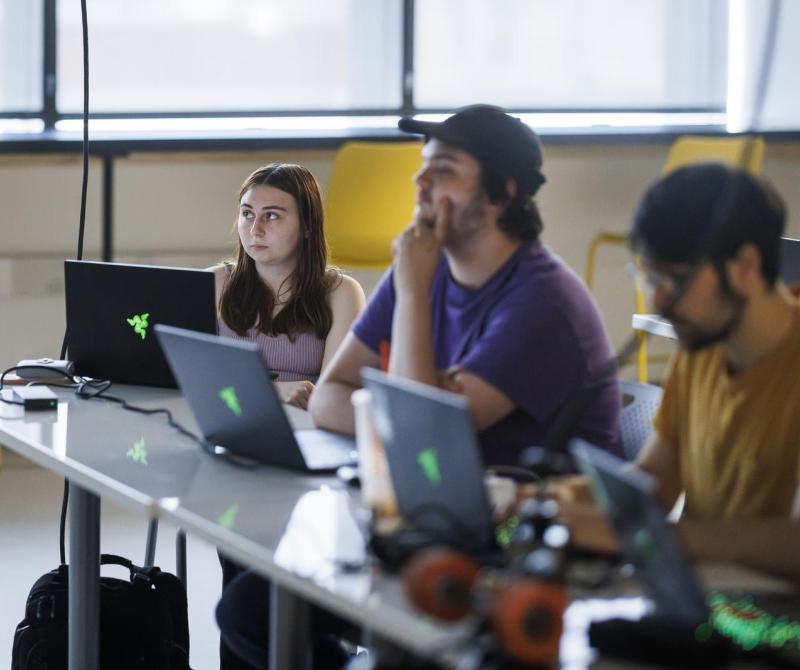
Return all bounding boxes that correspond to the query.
[11,553,192,670]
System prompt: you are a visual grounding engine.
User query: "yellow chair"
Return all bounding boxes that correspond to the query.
[585,135,765,382]
[325,141,423,268]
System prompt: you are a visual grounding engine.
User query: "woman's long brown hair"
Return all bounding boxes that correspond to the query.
[219,163,338,340]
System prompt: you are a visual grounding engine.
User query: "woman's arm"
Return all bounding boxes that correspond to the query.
[279,274,365,411]
[321,274,366,371]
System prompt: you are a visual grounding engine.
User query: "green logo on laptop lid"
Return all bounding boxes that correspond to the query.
[417,448,442,486]
[126,313,150,340]
[218,503,239,530]
[126,437,148,465]
[219,386,242,417]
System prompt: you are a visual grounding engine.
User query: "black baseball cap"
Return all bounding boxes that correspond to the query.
[398,104,546,196]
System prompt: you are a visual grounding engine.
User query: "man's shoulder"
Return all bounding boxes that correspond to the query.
[496,243,598,315]
[509,242,586,293]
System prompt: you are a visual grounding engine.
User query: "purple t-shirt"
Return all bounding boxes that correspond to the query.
[353,241,622,466]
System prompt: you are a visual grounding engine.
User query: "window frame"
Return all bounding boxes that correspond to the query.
[0,0,761,138]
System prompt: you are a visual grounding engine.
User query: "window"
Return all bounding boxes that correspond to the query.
[1,0,798,133]
[56,0,403,114]
[0,0,42,113]
[414,0,726,111]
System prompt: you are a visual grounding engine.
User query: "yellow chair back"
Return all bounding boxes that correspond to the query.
[325,141,423,269]
[661,135,764,177]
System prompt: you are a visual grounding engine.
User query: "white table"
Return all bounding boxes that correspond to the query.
[0,385,468,669]
[6,384,795,669]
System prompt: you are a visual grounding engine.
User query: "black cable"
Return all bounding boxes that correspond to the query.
[68,378,261,470]
[55,0,90,562]
[59,478,68,565]
[72,379,215,456]
[0,366,80,405]
[58,0,89,361]
[1,366,209,451]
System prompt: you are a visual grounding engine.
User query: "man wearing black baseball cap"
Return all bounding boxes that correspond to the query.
[312,105,621,466]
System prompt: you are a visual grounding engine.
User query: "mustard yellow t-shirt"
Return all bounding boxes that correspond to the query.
[653,308,800,521]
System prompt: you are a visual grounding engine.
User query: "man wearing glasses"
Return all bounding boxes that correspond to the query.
[554,163,800,580]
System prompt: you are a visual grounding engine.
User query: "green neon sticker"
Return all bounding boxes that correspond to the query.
[700,592,800,651]
[417,448,442,486]
[126,437,148,465]
[219,386,242,416]
[126,313,150,340]
[495,514,519,549]
[217,504,239,530]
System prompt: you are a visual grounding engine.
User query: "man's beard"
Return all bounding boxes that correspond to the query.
[444,193,488,251]
[665,291,746,353]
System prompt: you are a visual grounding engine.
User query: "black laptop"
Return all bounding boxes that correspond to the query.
[570,439,708,625]
[361,368,496,550]
[780,237,800,286]
[155,324,357,472]
[64,260,217,387]
[571,439,800,662]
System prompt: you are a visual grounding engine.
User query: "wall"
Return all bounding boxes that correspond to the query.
[2,140,800,380]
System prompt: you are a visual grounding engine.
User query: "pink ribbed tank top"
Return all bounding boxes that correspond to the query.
[217,319,325,382]
[217,268,325,382]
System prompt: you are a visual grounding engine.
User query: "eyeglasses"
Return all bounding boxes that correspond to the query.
[626,261,702,302]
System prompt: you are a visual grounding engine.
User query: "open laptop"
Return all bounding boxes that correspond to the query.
[570,439,709,625]
[780,236,800,286]
[570,440,800,670]
[571,440,800,638]
[65,260,217,387]
[155,324,357,472]
[361,368,496,552]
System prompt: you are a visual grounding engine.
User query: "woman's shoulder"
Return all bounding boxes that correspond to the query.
[206,262,232,278]
[325,269,366,310]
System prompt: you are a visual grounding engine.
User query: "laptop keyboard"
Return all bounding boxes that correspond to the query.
[294,429,358,470]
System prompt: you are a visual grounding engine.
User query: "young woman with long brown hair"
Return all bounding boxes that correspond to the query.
[210,163,365,409]
[210,163,364,669]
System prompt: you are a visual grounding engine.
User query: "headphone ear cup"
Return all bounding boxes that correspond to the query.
[489,581,568,666]
[402,548,480,622]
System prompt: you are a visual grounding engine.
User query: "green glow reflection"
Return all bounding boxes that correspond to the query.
[126,437,148,465]
[218,504,239,530]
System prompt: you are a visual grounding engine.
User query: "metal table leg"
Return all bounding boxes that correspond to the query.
[269,581,311,670]
[68,483,100,670]
[144,518,158,566]
[176,530,187,586]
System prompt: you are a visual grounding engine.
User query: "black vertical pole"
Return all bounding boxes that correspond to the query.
[42,0,57,129]
[401,0,415,116]
[102,156,113,262]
